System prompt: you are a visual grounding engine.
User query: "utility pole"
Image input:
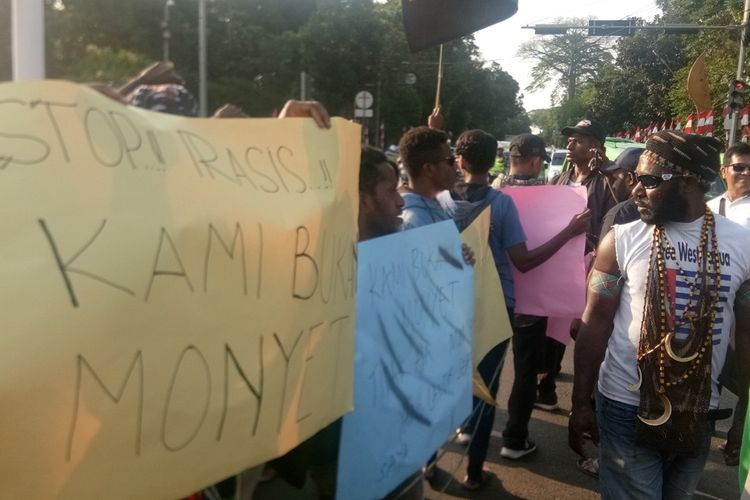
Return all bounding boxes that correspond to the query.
[729,0,750,145]
[161,0,175,63]
[11,0,45,80]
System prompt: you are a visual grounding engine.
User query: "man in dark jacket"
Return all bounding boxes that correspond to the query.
[539,119,620,411]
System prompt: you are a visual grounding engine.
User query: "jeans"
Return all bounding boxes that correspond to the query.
[465,338,510,481]
[596,392,711,500]
[502,317,547,448]
[538,336,565,397]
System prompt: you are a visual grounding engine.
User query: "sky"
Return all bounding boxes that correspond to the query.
[473,0,662,112]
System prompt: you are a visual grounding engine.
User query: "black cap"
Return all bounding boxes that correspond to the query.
[561,119,606,144]
[509,133,551,162]
[600,147,643,173]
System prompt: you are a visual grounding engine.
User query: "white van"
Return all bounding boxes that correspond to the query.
[545,149,568,182]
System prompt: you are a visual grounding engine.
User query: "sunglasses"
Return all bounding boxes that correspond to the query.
[636,173,685,189]
[729,163,750,173]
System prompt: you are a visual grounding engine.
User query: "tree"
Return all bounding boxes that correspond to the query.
[41,0,529,143]
[659,0,744,119]
[529,89,593,146]
[518,18,613,104]
[588,28,688,133]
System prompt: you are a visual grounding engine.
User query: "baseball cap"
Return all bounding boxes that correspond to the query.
[600,147,643,173]
[561,119,606,144]
[509,133,551,162]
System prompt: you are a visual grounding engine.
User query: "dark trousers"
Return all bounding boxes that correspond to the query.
[538,336,566,396]
[502,317,548,448]
[466,338,510,481]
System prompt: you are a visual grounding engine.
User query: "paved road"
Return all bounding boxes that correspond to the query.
[425,341,741,500]
[252,340,741,500]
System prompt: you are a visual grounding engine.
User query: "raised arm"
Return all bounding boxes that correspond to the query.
[278,100,331,129]
[506,208,591,273]
[568,229,622,456]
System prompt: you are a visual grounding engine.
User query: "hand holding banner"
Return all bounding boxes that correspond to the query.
[0,81,359,499]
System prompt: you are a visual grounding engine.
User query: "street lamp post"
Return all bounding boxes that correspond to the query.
[161,0,175,63]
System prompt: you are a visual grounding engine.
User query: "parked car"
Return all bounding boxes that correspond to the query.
[545,149,568,182]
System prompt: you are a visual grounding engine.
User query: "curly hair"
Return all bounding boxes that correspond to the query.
[398,126,448,179]
[359,146,395,194]
[454,129,496,174]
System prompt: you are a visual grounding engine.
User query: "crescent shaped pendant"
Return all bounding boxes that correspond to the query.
[665,331,699,362]
[627,366,642,392]
[637,394,672,426]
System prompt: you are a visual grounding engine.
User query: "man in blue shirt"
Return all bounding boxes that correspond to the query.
[448,130,589,489]
[399,126,458,229]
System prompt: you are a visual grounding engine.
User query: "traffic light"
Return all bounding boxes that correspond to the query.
[728,79,748,112]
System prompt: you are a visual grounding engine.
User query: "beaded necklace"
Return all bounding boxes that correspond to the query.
[635,206,721,415]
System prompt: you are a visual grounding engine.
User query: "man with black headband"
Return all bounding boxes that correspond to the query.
[569,130,750,499]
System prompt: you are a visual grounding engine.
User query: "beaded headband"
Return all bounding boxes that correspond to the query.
[641,150,712,188]
[644,131,720,182]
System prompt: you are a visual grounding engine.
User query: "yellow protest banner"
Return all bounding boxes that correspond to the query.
[461,208,513,366]
[0,81,359,499]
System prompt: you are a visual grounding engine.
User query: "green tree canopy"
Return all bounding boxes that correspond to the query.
[40,0,529,145]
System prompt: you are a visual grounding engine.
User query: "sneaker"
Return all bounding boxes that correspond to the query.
[577,457,599,479]
[455,432,472,445]
[534,392,559,411]
[500,440,537,460]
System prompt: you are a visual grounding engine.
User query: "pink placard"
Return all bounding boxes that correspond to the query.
[546,317,575,346]
[501,185,587,318]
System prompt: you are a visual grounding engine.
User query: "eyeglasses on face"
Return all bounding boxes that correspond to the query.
[636,172,685,189]
[729,163,750,173]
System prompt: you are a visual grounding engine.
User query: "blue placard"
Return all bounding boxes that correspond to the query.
[336,220,473,499]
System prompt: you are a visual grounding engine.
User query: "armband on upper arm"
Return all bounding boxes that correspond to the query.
[589,269,623,297]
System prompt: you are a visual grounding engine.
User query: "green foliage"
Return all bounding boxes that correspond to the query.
[529,91,591,146]
[589,29,687,133]
[64,45,152,85]
[42,0,529,145]
[528,2,748,140]
[663,0,744,116]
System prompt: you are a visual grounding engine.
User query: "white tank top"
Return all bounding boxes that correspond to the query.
[598,215,750,409]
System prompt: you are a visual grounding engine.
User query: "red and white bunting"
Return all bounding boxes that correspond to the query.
[684,114,694,134]
[695,111,706,135]
[704,110,714,137]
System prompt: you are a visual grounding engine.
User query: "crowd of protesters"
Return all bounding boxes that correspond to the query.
[91,61,750,500]
[379,114,750,499]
